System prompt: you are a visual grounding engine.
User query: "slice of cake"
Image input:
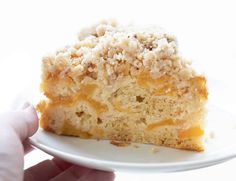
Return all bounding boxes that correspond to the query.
[37,21,208,151]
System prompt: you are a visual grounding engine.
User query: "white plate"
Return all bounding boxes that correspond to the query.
[29,106,236,172]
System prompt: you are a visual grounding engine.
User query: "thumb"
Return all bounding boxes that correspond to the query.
[0,104,38,181]
[2,103,39,141]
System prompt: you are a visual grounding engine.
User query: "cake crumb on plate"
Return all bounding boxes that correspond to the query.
[110,140,131,147]
[133,144,139,148]
[150,147,160,154]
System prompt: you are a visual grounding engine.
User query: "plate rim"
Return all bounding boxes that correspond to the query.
[29,130,236,170]
[29,105,236,171]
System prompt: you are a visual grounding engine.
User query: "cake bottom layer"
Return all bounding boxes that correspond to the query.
[38,100,204,151]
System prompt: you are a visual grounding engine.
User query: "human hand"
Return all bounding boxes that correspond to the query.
[0,103,115,181]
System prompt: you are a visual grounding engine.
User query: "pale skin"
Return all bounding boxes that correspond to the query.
[0,103,115,181]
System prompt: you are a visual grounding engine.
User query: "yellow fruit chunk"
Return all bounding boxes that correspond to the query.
[61,120,92,139]
[137,71,172,88]
[137,71,177,96]
[111,101,132,113]
[79,95,108,115]
[42,84,108,115]
[153,84,177,96]
[190,76,208,100]
[146,119,175,131]
[178,126,204,139]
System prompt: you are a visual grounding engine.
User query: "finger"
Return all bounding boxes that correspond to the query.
[21,105,39,139]
[4,104,39,141]
[0,128,24,181]
[52,158,73,171]
[24,159,62,181]
[50,165,92,181]
[24,158,74,181]
[79,170,115,181]
[9,96,29,110]
[21,102,31,109]
[23,140,34,155]
[0,105,38,181]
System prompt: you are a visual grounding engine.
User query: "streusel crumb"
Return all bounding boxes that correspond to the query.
[42,20,190,86]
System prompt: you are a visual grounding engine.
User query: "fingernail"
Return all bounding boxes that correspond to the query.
[23,104,39,137]
[10,96,28,110]
[21,102,31,109]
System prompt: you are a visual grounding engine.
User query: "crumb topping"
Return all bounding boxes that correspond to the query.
[42,20,195,85]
